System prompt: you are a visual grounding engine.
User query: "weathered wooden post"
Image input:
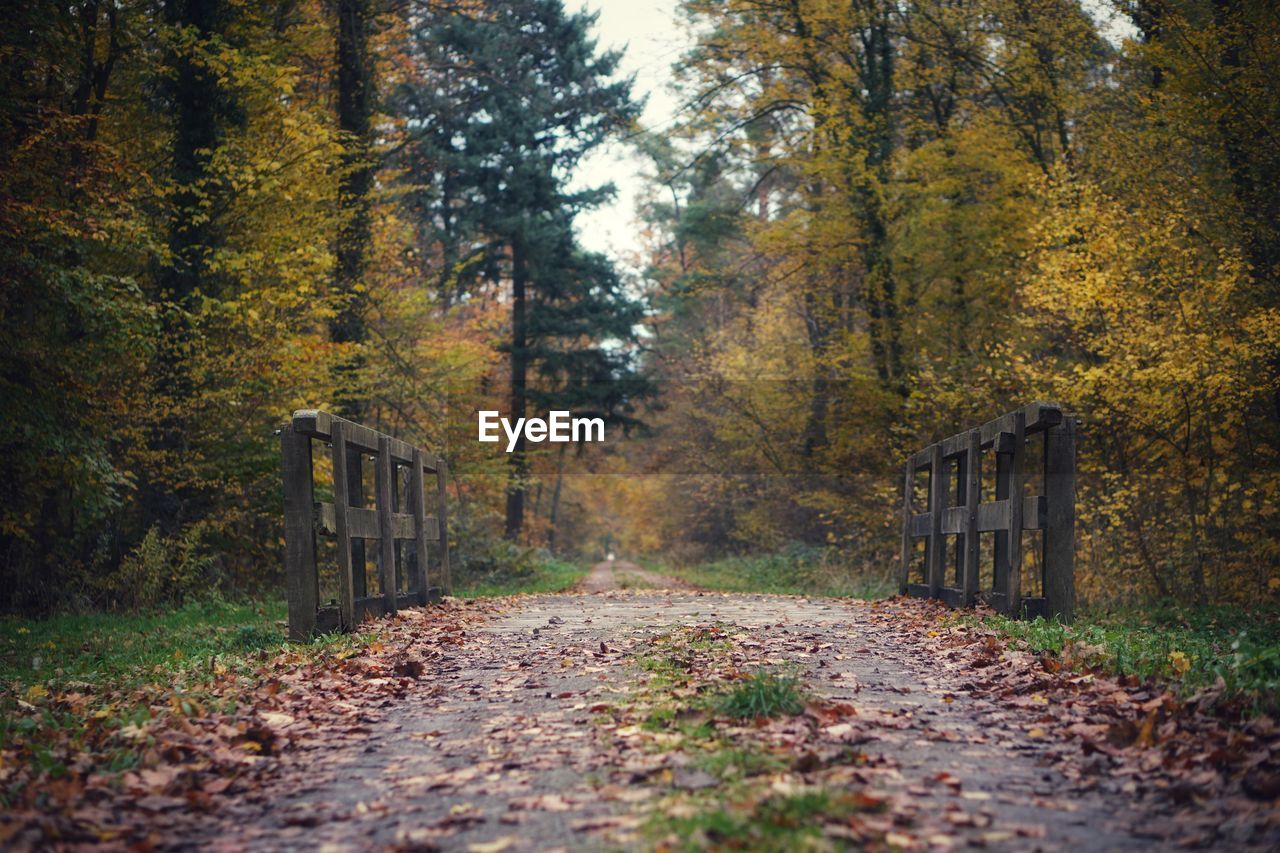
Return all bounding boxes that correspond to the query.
[927,443,945,598]
[436,456,452,595]
[1007,410,1026,617]
[346,445,366,601]
[282,427,318,642]
[962,429,980,606]
[376,435,397,615]
[410,448,430,603]
[331,421,357,631]
[1043,415,1077,622]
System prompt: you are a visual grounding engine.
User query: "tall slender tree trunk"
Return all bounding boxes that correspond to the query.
[801,289,830,458]
[331,0,375,418]
[505,239,529,540]
[547,441,568,552]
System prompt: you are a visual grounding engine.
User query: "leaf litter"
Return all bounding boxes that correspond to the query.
[1,591,1276,850]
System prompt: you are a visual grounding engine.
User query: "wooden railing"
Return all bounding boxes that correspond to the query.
[900,402,1077,621]
[281,410,450,640]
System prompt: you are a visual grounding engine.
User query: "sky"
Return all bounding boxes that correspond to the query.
[569,1,1139,274]
[571,0,685,272]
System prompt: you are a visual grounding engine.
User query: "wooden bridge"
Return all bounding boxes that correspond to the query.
[900,402,1077,622]
[281,410,449,640]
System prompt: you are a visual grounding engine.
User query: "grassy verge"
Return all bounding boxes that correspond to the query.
[658,547,896,599]
[0,599,290,696]
[0,599,374,799]
[452,556,587,598]
[960,604,1280,715]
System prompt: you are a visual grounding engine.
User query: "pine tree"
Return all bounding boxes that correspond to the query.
[396,0,644,539]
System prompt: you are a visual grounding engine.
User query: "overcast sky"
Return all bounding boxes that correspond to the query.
[569,1,1138,275]
[572,0,684,273]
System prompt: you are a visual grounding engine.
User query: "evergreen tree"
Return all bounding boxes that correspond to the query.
[395,0,645,539]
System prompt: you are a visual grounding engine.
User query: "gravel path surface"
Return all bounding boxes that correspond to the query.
[175,589,1224,851]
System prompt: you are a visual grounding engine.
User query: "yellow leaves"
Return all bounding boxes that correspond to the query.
[1168,651,1192,676]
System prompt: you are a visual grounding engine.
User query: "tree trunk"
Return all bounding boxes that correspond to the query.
[504,239,529,540]
[331,0,375,418]
[547,441,568,552]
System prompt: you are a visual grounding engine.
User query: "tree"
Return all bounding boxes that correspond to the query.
[331,0,378,418]
[396,0,643,539]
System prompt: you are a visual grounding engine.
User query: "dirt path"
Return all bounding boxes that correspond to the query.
[173,592,1277,851]
[577,560,689,593]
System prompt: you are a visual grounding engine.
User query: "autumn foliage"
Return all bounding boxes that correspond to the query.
[601,0,1280,606]
[0,0,1277,612]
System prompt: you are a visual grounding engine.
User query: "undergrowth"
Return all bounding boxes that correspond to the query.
[451,543,586,598]
[660,544,896,599]
[964,604,1280,714]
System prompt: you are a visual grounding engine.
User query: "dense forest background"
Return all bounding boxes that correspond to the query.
[2,0,1277,614]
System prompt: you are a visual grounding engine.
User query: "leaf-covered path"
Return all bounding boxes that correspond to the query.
[164,591,1277,851]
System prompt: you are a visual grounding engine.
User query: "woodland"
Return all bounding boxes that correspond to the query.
[3,1,1280,847]
[1,0,1278,613]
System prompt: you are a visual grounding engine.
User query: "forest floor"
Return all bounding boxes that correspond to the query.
[3,580,1279,850]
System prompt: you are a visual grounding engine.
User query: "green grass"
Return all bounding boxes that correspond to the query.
[965,604,1280,714]
[0,598,373,798]
[452,556,587,598]
[653,789,881,852]
[660,547,896,599]
[716,671,806,720]
[0,598,289,694]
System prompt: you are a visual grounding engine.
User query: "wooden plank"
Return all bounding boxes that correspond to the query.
[1021,495,1048,530]
[436,456,451,595]
[353,592,422,620]
[1021,597,1048,620]
[293,410,435,470]
[411,448,430,603]
[938,587,966,608]
[376,436,397,616]
[978,402,1061,448]
[315,504,427,541]
[330,422,356,631]
[927,443,946,598]
[976,500,1011,532]
[989,592,1048,619]
[1043,415,1077,623]
[941,507,967,535]
[316,606,341,635]
[963,428,980,606]
[940,432,969,460]
[910,447,932,470]
[909,512,931,538]
[1008,410,1026,617]
[900,460,913,594]
[282,427,318,641]
[905,583,931,599]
